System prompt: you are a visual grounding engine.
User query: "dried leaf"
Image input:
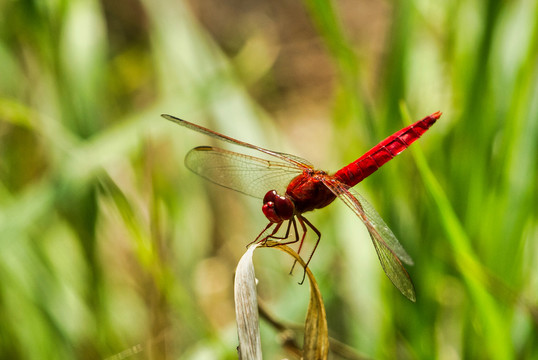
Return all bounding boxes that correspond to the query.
[234,244,263,360]
[267,242,329,359]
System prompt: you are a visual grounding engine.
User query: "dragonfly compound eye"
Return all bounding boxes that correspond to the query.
[262,190,294,222]
[273,195,294,220]
[262,202,281,223]
[263,189,278,204]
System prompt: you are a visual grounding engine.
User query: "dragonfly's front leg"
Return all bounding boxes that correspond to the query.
[261,218,300,246]
[248,222,282,248]
[249,217,297,249]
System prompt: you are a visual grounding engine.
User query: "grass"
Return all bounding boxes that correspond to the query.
[0,0,537,359]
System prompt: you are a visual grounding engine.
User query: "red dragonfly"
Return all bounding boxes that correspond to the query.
[163,112,441,301]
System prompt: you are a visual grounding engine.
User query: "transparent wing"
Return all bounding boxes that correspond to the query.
[320,178,416,301]
[186,146,305,199]
[346,188,414,265]
[163,114,314,168]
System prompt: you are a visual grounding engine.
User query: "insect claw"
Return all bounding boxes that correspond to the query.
[289,259,298,275]
[297,269,307,285]
[288,260,307,285]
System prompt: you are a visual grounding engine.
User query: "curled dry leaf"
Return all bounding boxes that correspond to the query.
[234,244,262,360]
[265,242,329,360]
[234,242,329,360]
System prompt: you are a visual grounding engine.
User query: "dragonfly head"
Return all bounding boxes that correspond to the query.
[262,190,295,223]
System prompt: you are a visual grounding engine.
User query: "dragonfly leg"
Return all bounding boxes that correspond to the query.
[264,218,299,247]
[295,215,321,285]
[300,216,321,266]
[250,217,319,285]
[248,222,280,248]
[288,217,307,276]
[295,217,308,255]
[250,219,294,248]
[269,217,298,244]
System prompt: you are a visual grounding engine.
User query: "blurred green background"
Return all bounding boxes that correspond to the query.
[1,0,537,359]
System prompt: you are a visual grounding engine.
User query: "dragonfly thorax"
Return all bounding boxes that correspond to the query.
[285,170,337,214]
[262,190,295,223]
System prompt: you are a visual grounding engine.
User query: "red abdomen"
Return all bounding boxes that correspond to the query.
[334,111,441,187]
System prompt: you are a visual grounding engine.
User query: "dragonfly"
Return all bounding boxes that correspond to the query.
[163,111,441,301]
